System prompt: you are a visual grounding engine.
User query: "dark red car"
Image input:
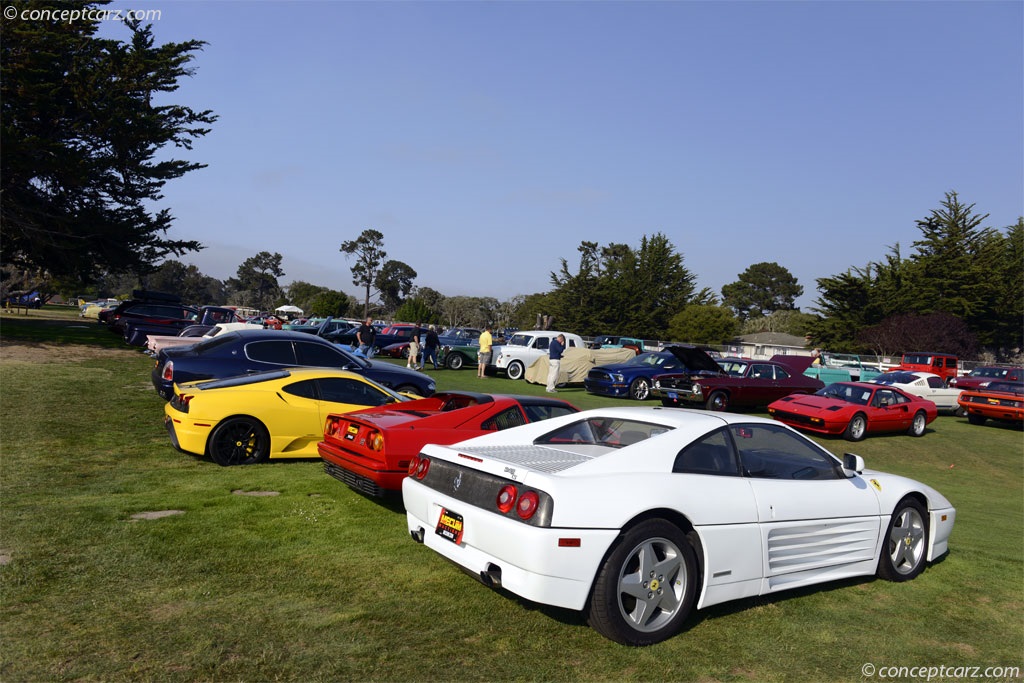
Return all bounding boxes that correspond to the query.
[949,365,1024,391]
[653,355,823,411]
[318,391,579,496]
[767,381,938,441]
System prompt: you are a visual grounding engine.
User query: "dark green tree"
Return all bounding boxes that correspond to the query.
[307,290,351,318]
[375,260,417,313]
[340,229,386,318]
[227,252,284,311]
[145,260,224,304]
[721,262,803,321]
[393,297,434,324]
[1,1,216,285]
[547,233,698,338]
[667,305,739,345]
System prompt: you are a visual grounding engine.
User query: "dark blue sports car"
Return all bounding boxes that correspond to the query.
[584,345,723,400]
[151,329,435,401]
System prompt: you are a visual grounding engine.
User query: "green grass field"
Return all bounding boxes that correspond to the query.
[2,309,1022,682]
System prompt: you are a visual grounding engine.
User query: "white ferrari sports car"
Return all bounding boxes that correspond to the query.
[403,406,956,646]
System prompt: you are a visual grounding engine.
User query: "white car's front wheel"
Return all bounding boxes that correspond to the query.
[587,519,697,646]
[877,498,928,582]
[505,360,525,380]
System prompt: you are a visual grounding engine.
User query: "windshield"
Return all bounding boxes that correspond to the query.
[972,367,1011,378]
[816,383,872,405]
[717,360,748,376]
[507,334,535,347]
[627,352,676,367]
[873,372,916,385]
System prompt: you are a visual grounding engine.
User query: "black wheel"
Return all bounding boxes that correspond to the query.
[628,377,651,401]
[207,417,270,466]
[587,519,697,646]
[907,410,927,437]
[843,413,867,441]
[447,353,465,370]
[877,497,929,582]
[705,390,729,412]
[967,413,986,425]
[506,360,525,380]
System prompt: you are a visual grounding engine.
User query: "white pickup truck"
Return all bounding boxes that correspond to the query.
[495,330,586,380]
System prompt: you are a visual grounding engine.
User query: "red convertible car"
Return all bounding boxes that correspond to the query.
[767,381,938,441]
[652,355,823,411]
[318,391,579,496]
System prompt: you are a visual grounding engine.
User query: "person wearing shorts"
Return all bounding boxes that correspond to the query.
[477,326,493,378]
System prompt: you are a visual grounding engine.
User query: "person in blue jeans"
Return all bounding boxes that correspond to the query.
[422,325,440,369]
[546,334,565,393]
[356,317,376,358]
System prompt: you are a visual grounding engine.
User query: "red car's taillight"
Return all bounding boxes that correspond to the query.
[323,416,341,437]
[367,431,384,451]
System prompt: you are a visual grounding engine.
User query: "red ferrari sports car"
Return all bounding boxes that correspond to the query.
[767,381,938,441]
[318,391,579,496]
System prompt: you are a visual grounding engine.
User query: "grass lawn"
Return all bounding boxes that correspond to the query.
[1,309,1022,681]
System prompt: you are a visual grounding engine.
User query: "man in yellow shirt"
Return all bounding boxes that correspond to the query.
[477,326,493,378]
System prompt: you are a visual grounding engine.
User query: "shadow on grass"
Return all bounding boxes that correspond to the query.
[479,550,953,639]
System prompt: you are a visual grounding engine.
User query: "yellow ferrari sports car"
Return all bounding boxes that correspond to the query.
[164,367,413,466]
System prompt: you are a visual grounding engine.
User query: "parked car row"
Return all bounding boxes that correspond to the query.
[141,327,962,648]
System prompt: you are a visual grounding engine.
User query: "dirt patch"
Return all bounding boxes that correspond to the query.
[0,340,133,363]
[233,490,280,497]
[130,510,185,521]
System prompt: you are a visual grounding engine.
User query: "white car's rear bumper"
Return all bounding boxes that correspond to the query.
[403,477,619,611]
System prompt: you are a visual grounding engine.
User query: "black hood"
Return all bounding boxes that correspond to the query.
[663,345,724,373]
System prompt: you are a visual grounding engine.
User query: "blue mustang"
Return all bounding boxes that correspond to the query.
[584,345,723,400]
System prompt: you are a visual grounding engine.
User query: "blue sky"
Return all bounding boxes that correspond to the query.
[107,0,1022,310]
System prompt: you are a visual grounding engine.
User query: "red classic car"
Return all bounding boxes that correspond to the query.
[652,355,823,411]
[318,391,579,496]
[767,381,938,441]
[957,381,1024,427]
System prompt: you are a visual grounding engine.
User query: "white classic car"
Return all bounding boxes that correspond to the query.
[494,330,586,380]
[403,406,956,646]
[868,370,965,415]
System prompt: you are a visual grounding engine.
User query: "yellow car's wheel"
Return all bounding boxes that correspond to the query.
[208,417,271,466]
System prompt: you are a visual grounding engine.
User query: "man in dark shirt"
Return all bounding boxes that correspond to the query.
[423,325,440,369]
[356,318,377,358]
[546,334,565,393]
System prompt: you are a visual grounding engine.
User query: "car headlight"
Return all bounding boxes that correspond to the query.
[692,383,703,396]
[612,373,624,382]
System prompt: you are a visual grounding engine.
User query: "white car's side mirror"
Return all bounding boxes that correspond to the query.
[843,453,865,476]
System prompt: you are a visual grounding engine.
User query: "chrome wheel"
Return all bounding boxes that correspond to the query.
[629,378,651,401]
[908,411,927,436]
[844,413,867,441]
[878,498,928,581]
[587,519,696,645]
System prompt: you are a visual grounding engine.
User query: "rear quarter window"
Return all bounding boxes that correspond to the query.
[246,340,296,365]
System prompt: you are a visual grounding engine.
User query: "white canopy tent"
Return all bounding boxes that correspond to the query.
[274,305,304,318]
